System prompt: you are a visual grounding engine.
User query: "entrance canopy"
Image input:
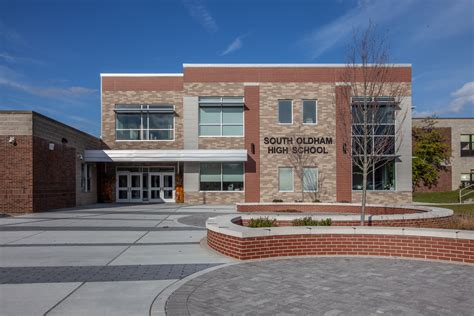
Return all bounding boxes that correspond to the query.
[84,149,248,162]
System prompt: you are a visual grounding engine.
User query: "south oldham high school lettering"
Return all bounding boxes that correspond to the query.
[264,136,333,154]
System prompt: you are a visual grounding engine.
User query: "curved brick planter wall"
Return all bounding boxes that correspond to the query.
[237,203,423,215]
[206,213,474,265]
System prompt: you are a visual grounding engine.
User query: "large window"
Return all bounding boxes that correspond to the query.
[279,167,294,192]
[115,104,174,140]
[461,134,474,157]
[352,159,395,190]
[461,172,474,187]
[278,100,293,124]
[302,100,317,124]
[303,167,318,192]
[351,97,397,191]
[199,97,244,136]
[81,163,92,193]
[200,162,244,191]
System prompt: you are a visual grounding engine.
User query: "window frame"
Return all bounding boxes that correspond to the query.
[302,167,318,192]
[114,104,175,142]
[278,167,294,192]
[278,99,293,125]
[302,99,318,125]
[460,134,474,157]
[198,97,244,137]
[199,162,245,192]
[351,159,397,191]
[81,163,92,193]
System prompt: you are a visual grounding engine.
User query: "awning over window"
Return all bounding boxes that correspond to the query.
[84,149,248,162]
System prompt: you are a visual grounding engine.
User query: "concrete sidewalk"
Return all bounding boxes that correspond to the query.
[0,203,236,316]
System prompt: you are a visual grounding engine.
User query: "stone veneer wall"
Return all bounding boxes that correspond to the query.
[101,90,184,150]
[352,191,412,204]
[258,82,337,202]
[185,192,245,204]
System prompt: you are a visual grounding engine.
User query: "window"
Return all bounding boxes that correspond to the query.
[303,167,318,192]
[461,172,474,187]
[351,98,396,156]
[302,100,317,124]
[200,162,244,191]
[81,163,92,192]
[115,104,174,140]
[278,100,292,124]
[461,134,474,157]
[279,167,294,191]
[352,159,395,191]
[199,97,244,136]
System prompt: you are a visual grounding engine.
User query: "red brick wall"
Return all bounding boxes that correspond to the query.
[244,85,260,202]
[102,76,183,91]
[0,135,33,214]
[207,230,474,264]
[32,137,76,212]
[184,67,411,83]
[335,86,352,202]
[237,204,421,214]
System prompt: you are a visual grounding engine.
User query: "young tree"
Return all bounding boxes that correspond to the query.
[339,22,409,225]
[412,117,451,189]
[286,134,317,202]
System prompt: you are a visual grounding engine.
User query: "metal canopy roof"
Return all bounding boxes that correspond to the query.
[84,149,248,162]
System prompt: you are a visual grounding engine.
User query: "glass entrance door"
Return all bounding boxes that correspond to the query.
[116,172,142,202]
[149,172,175,202]
[117,172,129,202]
[161,173,175,202]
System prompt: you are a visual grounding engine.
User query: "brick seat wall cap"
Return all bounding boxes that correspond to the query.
[206,211,468,241]
[233,204,452,223]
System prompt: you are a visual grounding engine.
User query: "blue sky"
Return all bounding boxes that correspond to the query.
[1,0,473,136]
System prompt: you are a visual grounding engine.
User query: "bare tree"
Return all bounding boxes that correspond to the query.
[339,22,409,225]
[285,134,322,202]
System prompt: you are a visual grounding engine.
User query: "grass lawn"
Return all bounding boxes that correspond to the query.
[413,190,463,203]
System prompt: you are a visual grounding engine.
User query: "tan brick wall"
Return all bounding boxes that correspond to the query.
[259,82,337,202]
[185,192,244,204]
[352,191,412,204]
[0,112,33,135]
[101,90,184,150]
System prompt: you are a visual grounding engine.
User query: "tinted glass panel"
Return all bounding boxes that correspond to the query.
[222,125,243,136]
[116,113,141,129]
[116,130,140,140]
[303,100,316,124]
[303,168,317,191]
[149,113,173,129]
[279,167,293,191]
[149,130,173,140]
[278,100,292,123]
[199,125,221,136]
[222,107,243,124]
[200,107,221,124]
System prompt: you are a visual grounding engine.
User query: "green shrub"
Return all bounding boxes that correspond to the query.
[248,217,278,228]
[292,217,332,226]
[272,199,283,203]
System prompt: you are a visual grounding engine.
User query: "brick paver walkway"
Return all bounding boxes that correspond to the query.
[166,257,474,315]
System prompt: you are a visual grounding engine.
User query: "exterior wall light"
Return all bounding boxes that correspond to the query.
[49,143,55,150]
[8,136,17,146]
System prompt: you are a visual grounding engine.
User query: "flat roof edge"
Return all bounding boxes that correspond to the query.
[100,73,183,77]
[183,63,412,68]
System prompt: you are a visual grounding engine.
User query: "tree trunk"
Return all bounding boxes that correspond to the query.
[361,170,367,226]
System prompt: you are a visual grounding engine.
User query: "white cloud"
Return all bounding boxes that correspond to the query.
[0,52,44,65]
[183,0,218,33]
[0,75,97,99]
[449,82,474,113]
[300,0,413,59]
[413,81,474,117]
[220,36,243,56]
